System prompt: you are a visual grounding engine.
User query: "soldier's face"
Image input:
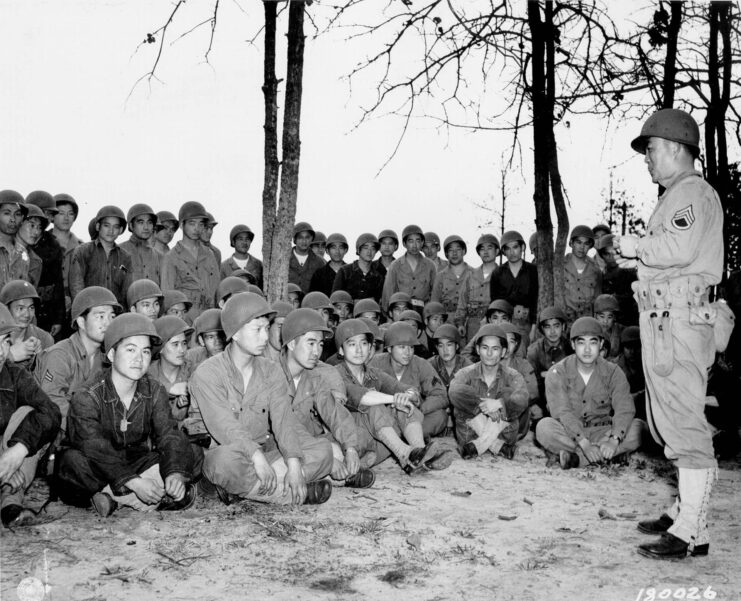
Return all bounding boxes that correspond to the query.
[477,336,506,367]
[595,311,615,331]
[310,241,326,257]
[487,310,510,325]
[599,247,618,267]
[166,303,187,319]
[541,319,563,343]
[131,216,154,240]
[200,224,215,243]
[97,217,123,243]
[183,219,205,241]
[573,336,601,366]
[358,243,377,262]
[233,233,252,255]
[570,236,592,259]
[79,305,116,343]
[289,331,324,370]
[156,222,177,245]
[333,302,352,322]
[161,333,188,367]
[379,237,397,257]
[54,204,77,232]
[426,314,445,333]
[341,334,370,366]
[233,317,270,356]
[404,234,423,256]
[445,242,465,265]
[390,344,414,366]
[502,242,524,263]
[200,331,225,356]
[18,217,44,247]
[436,339,458,362]
[422,241,439,258]
[0,204,23,236]
[9,299,35,327]
[132,297,160,320]
[505,332,520,355]
[645,137,679,185]
[327,243,347,263]
[477,242,498,263]
[108,335,152,382]
[288,292,301,309]
[358,311,379,324]
[295,231,313,252]
[390,304,409,322]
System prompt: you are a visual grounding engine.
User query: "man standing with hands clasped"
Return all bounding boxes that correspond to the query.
[615,109,724,560]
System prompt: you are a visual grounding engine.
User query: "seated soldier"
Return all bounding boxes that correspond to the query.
[449,324,529,460]
[427,323,472,391]
[189,293,333,505]
[371,322,449,438]
[301,291,338,362]
[279,309,375,487]
[126,279,163,321]
[150,316,196,423]
[386,292,412,325]
[57,313,202,516]
[422,302,447,358]
[286,282,304,310]
[535,317,645,469]
[334,319,452,474]
[461,299,513,360]
[329,290,353,323]
[526,306,572,421]
[0,304,61,527]
[1,281,54,370]
[353,298,382,325]
[217,276,250,309]
[262,301,294,363]
[332,234,385,304]
[186,308,225,367]
[499,323,539,419]
[162,290,192,321]
[593,294,624,359]
[398,309,431,360]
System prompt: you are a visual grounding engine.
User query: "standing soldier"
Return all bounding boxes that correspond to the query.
[153,211,178,255]
[617,109,724,560]
[51,193,83,338]
[119,204,162,285]
[422,232,448,272]
[310,231,328,258]
[332,233,385,303]
[160,202,220,320]
[374,229,398,271]
[220,224,263,289]
[310,233,349,297]
[14,204,44,288]
[0,192,31,292]
[288,222,326,295]
[563,225,602,327]
[455,233,499,344]
[431,234,472,321]
[201,213,222,265]
[69,206,132,308]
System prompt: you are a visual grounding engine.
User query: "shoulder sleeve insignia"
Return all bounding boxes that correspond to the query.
[44,370,54,382]
[671,205,695,230]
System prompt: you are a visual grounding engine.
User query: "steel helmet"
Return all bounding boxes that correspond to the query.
[498,322,522,339]
[423,301,447,320]
[401,224,425,243]
[0,190,28,217]
[25,190,57,215]
[621,325,641,345]
[593,294,620,314]
[230,269,258,285]
[528,232,538,251]
[229,224,254,245]
[432,323,460,344]
[570,316,603,340]
[178,201,209,223]
[270,300,294,319]
[154,315,194,344]
[126,279,164,308]
[311,231,327,245]
[21,203,50,230]
[443,234,467,254]
[0,280,40,306]
[193,308,223,338]
[378,229,399,245]
[329,290,354,306]
[384,322,418,347]
[246,284,265,298]
[335,318,373,348]
[359,317,383,343]
[87,217,98,240]
[221,292,276,341]
[326,233,348,249]
[0,303,21,336]
[281,308,332,346]
[388,292,411,309]
[356,233,380,253]
[423,232,441,246]
[569,225,595,244]
[126,203,157,229]
[301,291,335,313]
[487,299,514,318]
[162,289,193,313]
[353,298,381,317]
[398,309,423,327]
[71,286,122,325]
[538,306,567,325]
[205,212,218,227]
[217,277,250,305]
[500,230,525,249]
[54,193,78,216]
[475,233,500,253]
[156,210,179,231]
[293,222,315,242]
[95,205,126,228]
[104,312,161,352]
[592,224,611,237]
[631,108,700,155]
[473,324,508,348]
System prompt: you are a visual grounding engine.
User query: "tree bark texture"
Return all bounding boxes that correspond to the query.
[661,1,683,108]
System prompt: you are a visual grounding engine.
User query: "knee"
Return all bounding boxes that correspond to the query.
[534,417,561,447]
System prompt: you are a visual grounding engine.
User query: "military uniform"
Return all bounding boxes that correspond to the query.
[0,239,31,289]
[148,358,197,423]
[427,354,472,391]
[69,241,133,308]
[310,262,346,297]
[9,324,54,371]
[380,254,437,314]
[160,241,220,318]
[526,336,572,412]
[31,231,66,332]
[220,255,263,289]
[455,266,495,343]
[332,260,386,303]
[119,235,162,285]
[489,260,539,328]
[431,263,472,320]
[563,254,602,326]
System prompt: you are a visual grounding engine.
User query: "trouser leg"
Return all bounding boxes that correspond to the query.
[668,467,715,549]
[422,409,448,439]
[102,464,164,512]
[1,407,45,509]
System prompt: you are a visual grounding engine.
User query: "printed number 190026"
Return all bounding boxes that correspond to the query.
[635,587,716,601]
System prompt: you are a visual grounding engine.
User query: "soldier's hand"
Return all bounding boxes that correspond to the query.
[26,337,42,354]
[599,437,620,461]
[1,469,26,494]
[127,477,165,505]
[614,234,639,258]
[50,324,62,338]
[283,459,306,505]
[344,448,360,477]
[164,473,187,501]
[578,439,603,465]
[252,451,277,496]
[479,398,503,419]
[9,340,35,362]
[391,393,413,414]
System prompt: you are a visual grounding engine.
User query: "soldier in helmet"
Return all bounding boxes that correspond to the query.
[216,276,249,309]
[310,233,349,297]
[422,231,448,272]
[285,282,304,310]
[162,290,192,321]
[24,191,66,338]
[200,213,222,265]
[220,224,263,289]
[596,234,639,326]
[288,222,326,295]
[310,231,327,258]
[57,313,202,516]
[353,298,382,325]
[431,234,472,320]
[427,323,472,392]
[610,325,645,421]
[119,204,162,285]
[69,205,133,308]
[329,290,353,323]
[14,204,44,288]
[535,316,644,470]
[617,109,725,560]
[0,281,54,370]
[189,293,334,505]
[332,233,385,303]
[499,322,539,408]
[0,191,32,290]
[127,279,164,321]
[153,211,178,255]
[563,225,602,327]
[593,294,623,359]
[374,229,398,271]
[460,299,513,361]
[186,308,225,368]
[51,193,83,339]
[160,202,220,319]
[301,291,338,362]
[0,303,61,527]
[262,301,294,363]
[150,316,196,423]
[455,233,500,344]
[381,225,437,317]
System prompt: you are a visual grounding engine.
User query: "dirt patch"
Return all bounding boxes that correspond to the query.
[2,433,740,601]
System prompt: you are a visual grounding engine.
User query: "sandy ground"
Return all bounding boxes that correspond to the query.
[1,434,740,601]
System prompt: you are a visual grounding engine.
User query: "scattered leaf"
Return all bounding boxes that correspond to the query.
[598,508,617,520]
[498,515,517,521]
[523,497,534,506]
[451,490,472,498]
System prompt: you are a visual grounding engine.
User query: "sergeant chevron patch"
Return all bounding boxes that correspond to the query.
[671,205,695,230]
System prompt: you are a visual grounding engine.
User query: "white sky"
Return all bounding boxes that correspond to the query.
[0,1,699,259]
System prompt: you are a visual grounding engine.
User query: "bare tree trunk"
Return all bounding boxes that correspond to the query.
[266,0,306,303]
[544,1,567,310]
[661,1,683,108]
[706,3,720,187]
[527,0,555,311]
[261,0,281,300]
